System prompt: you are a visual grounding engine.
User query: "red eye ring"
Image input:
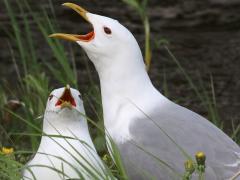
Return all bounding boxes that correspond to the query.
[104,27,112,35]
[49,94,53,101]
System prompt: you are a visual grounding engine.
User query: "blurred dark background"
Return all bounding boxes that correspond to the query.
[0,0,239,133]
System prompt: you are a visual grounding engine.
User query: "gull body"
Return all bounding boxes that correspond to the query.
[50,3,240,179]
[22,86,108,180]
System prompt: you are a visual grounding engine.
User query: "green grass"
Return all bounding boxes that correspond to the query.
[0,0,120,179]
[0,0,239,180]
[121,0,151,71]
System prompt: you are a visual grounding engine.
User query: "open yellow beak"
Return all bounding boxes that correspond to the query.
[62,2,89,22]
[55,84,77,109]
[49,2,93,42]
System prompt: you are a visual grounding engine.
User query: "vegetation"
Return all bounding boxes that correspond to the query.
[0,0,239,179]
[122,0,151,71]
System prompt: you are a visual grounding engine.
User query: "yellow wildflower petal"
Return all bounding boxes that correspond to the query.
[2,147,14,155]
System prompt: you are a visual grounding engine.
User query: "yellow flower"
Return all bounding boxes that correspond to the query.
[1,147,14,155]
[184,160,195,174]
[195,151,206,166]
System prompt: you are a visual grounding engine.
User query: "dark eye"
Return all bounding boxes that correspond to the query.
[78,94,82,99]
[49,94,53,101]
[103,27,112,35]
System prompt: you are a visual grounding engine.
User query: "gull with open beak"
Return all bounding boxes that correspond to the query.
[22,85,111,180]
[50,3,240,180]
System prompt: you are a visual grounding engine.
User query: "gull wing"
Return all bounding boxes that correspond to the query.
[118,101,240,180]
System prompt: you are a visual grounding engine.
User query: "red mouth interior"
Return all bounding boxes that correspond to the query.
[75,31,94,42]
[55,88,76,107]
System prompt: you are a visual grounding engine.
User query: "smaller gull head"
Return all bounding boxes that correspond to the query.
[46,84,84,117]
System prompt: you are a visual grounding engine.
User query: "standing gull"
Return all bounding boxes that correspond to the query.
[22,85,109,180]
[50,3,240,179]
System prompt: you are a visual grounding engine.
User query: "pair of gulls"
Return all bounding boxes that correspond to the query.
[23,2,240,180]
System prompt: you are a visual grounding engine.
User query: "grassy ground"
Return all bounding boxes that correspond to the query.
[0,0,239,179]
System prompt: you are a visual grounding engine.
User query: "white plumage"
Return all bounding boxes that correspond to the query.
[22,86,108,180]
[50,3,240,179]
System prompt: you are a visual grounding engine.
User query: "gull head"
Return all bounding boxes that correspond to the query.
[49,2,143,73]
[46,85,84,117]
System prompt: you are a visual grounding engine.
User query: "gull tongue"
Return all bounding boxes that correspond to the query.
[55,85,76,108]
